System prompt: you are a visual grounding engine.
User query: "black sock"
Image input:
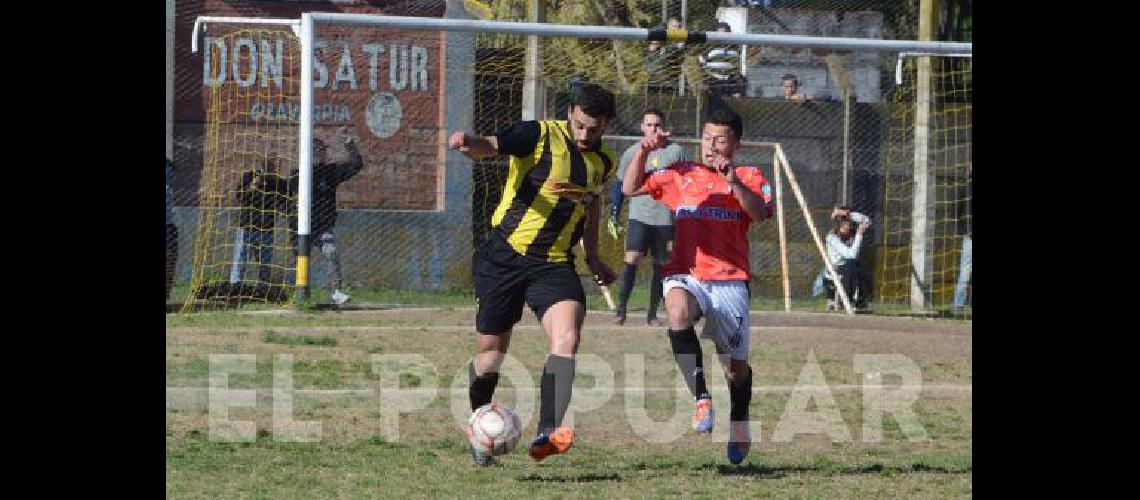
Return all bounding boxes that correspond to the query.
[468,362,500,411]
[728,364,753,421]
[538,355,576,435]
[617,263,637,314]
[668,327,710,401]
[647,263,663,320]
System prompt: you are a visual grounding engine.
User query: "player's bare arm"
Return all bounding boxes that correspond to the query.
[448,131,500,160]
[583,195,617,286]
[621,129,670,197]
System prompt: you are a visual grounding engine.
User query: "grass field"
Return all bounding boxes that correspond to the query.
[166,301,971,498]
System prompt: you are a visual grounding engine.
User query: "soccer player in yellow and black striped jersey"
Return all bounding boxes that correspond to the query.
[449,83,618,466]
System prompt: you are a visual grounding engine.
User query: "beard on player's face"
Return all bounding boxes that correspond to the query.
[568,106,608,150]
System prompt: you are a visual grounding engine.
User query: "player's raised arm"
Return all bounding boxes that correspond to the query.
[335,126,364,181]
[621,129,670,197]
[448,131,500,160]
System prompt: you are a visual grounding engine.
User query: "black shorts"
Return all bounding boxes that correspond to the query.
[625,220,673,262]
[474,234,586,334]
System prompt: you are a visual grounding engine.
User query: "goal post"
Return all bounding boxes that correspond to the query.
[292,12,969,309]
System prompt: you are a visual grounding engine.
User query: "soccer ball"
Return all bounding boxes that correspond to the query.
[467,403,521,456]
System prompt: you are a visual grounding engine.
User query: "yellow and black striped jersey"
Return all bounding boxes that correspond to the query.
[491,120,615,262]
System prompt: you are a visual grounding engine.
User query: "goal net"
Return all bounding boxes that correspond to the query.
[182,22,301,312]
[878,53,972,315]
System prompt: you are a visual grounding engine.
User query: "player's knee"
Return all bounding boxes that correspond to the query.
[548,326,579,354]
[476,332,510,353]
[666,306,694,330]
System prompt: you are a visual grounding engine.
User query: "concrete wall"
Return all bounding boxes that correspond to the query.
[746,9,885,103]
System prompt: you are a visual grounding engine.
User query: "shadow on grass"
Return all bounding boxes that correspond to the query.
[167,301,418,314]
[716,462,972,477]
[517,473,622,483]
[309,303,418,311]
[628,459,969,478]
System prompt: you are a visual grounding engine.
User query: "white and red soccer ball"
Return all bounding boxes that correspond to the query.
[467,403,521,456]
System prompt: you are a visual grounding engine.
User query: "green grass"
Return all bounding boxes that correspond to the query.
[167,430,970,497]
[167,306,971,497]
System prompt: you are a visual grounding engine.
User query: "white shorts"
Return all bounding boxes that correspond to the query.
[662,274,751,361]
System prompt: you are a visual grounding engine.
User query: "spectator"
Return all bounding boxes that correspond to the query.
[646,18,686,95]
[781,74,815,102]
[667,16,684,47]
[953,164,971,313]
[701,22,748,98]
[284,126,364,305]
[230,162,287,287]
[822,207,871,310]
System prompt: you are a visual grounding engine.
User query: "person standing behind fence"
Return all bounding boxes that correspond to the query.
[701,22,748,98]
[608,108,686,326]
[645,17,685,96]
[285,126,363,305]
[953,164,971,313]
[230,162,287,288]
[781,74,816,102]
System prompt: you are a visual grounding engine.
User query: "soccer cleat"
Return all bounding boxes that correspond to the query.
[467,442,496,467]
[726,420,751,465]
[692,398,715,433]
[331,290,350,305]
[528,427,574,462]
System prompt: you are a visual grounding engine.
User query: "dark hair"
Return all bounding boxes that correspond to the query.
[782,74,798,84]
[703,104,743,141]
[830,215,854,241]
[644,108,665,121]
[715,21,732,32]
[570,83,616,120]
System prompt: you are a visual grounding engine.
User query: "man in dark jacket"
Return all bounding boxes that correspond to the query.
[286,126,364,304]
[230,162,288,286]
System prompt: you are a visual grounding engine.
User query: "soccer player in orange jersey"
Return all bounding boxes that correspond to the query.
[622,104,774,465]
